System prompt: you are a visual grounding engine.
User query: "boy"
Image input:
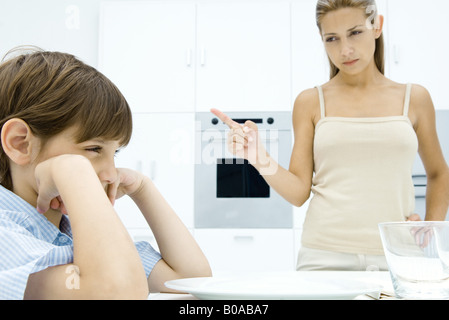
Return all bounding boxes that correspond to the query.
[0,49,211,299]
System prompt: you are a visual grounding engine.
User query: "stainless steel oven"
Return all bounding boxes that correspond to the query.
[194,111,293,228]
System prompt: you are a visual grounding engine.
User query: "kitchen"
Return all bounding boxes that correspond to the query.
[1,0,449,300]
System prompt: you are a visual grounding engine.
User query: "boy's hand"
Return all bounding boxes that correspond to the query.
[35,156,147,213]
[34,154,89,214]
[106,168,146,205]
[35,158,60,214]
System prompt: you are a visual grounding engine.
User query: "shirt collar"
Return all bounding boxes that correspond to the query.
[0,185,72,243]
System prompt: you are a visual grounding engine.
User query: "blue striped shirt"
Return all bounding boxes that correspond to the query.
[0,185,161,300]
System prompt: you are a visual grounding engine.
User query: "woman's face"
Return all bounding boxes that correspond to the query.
[320,7,382,76]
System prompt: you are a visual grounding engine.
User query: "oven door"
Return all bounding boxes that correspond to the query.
[194,128,292,229]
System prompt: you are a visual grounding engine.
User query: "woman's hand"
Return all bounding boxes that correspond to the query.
[210,108,264,165]
[407,213,422,222]
[406,213,433,248]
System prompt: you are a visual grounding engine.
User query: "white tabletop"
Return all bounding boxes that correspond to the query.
[148,293,197,300]
[147,271,396,300]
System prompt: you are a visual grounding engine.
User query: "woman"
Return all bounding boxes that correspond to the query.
[212,0,449,271]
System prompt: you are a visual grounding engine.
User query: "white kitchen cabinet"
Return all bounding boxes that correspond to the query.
[99,2,196,113]
[194,229,296,275]
[114,113,195,229]
[0,1,101,68]
[291,0,328,100]
[388,0,449,109]
[293,228,303,269]
[100,1,291,113]
[195,1,292,112]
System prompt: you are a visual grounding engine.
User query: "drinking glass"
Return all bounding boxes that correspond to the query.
[379,221,449,299]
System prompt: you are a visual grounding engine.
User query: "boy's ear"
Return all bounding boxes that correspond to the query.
[1,118,37,166]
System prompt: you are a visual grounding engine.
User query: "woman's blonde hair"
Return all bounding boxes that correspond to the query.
[316,0,385,79]
[0,47,132,190]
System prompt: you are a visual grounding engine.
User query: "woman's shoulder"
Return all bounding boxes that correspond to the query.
[385,79,431,99]
[376,79,433,111]
[409,83,432,102]
[293,87,321,111]
[295,86,319,100]
[292,87,321,122]
[400,83,434,130]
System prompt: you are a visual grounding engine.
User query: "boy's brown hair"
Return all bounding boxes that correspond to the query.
[0,47,133,190]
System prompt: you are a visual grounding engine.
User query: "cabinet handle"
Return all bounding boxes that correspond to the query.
[149,160,156,180]
[186,49,192,67]
[200,46,206,66]
[393,45,400,64]
[135,160,156,180]
[234,235,254,243]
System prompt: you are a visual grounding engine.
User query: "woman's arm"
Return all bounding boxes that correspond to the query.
[412,85,449,221]
[211,88,317,207]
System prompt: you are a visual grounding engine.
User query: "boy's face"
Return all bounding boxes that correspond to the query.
[36,125,121,190]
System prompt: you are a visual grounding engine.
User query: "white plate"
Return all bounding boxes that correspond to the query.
[165,271,384,300]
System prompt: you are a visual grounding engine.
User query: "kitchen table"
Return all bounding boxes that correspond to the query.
[147,271,396,300]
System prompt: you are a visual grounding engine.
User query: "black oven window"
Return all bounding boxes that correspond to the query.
[216,159,269,198]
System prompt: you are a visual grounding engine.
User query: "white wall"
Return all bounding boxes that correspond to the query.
[0,0,104,66]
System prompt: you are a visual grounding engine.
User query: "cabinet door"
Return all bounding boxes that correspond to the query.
[0,1,99,67]
[99,2,196,113]
[388,0,449,109]
[114,113,195,229]
[194,229,295,275]
[196,2,291,112]
[291,0,328,98]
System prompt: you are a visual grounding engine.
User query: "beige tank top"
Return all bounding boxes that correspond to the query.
[302,84,418,255]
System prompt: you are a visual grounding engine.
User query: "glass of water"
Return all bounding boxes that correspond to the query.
[379,221,449,299]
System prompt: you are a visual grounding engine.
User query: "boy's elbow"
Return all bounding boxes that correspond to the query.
[187,262,213,278]
[200,264,213,277]
[169,260,213,282]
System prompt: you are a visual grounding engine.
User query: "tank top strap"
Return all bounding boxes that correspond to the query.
[316,85,326,118]
[403,83,412,116]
